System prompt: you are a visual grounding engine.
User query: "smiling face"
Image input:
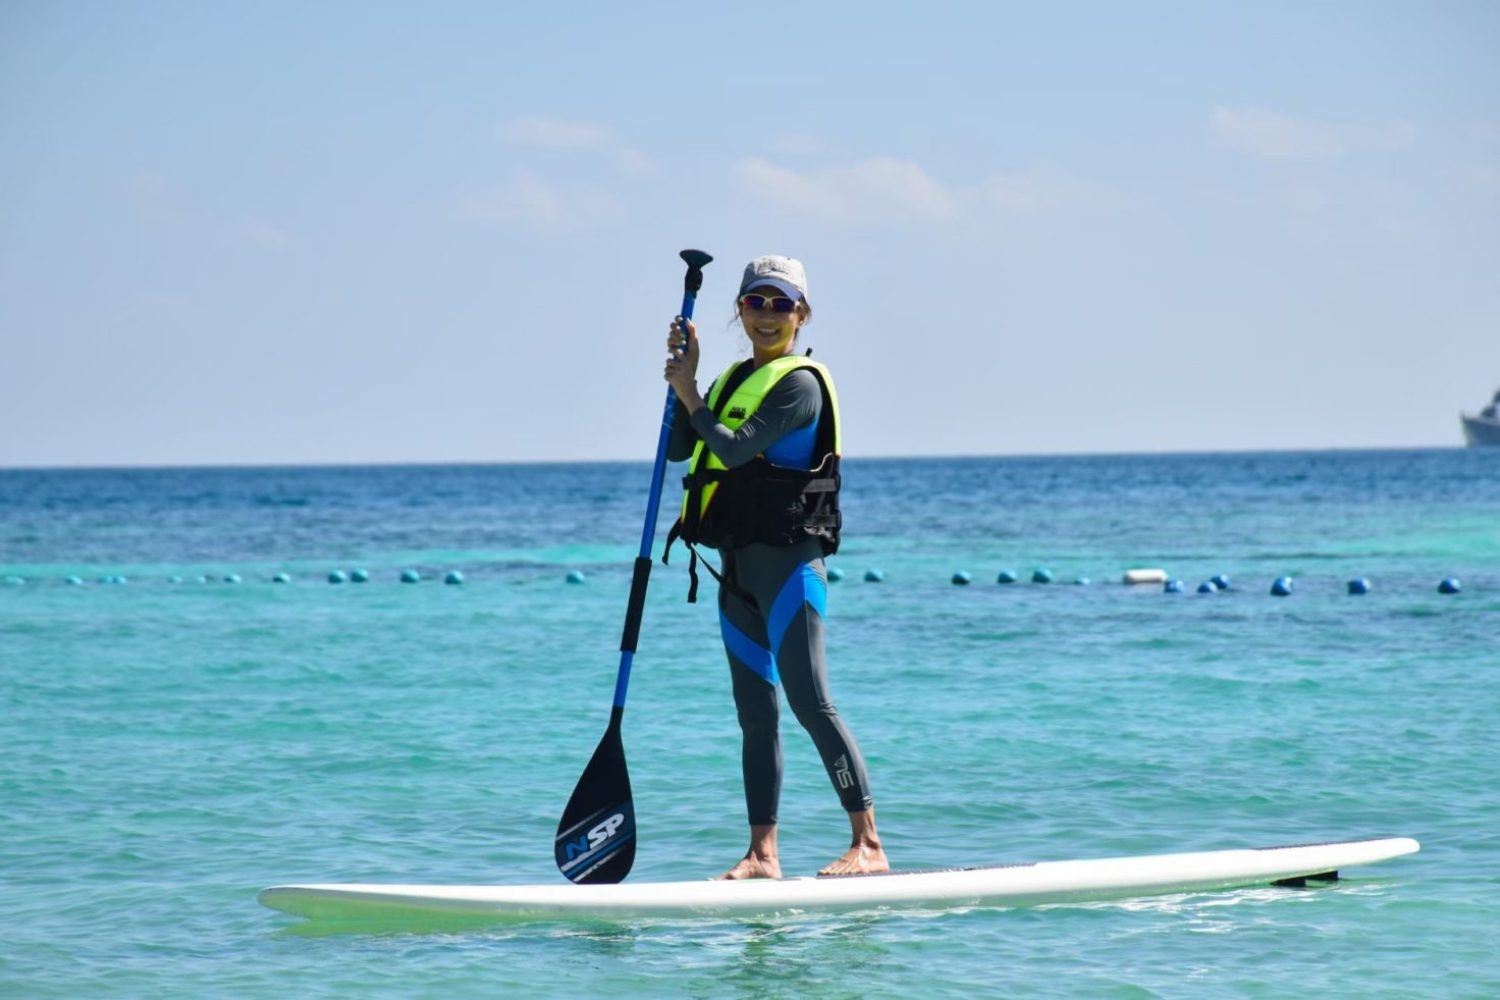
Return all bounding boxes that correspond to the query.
[738,283,808,360]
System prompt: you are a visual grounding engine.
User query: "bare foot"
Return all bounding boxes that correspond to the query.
[820,808,889,876]
[818,843,889,877]
[716,853,782,880]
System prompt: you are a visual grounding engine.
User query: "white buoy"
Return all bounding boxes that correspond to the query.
[1122,568,1168,585]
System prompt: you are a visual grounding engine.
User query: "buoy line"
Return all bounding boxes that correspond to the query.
[0,568,1475,596]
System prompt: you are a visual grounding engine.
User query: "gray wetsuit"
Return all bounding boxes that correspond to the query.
[668,367,874,825]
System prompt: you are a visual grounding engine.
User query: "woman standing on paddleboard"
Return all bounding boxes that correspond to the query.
[663,255,887,879]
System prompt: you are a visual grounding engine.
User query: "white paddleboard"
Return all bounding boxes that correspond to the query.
[258,836,1417,924]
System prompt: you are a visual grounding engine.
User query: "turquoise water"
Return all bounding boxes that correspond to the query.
[2,451,1497,997]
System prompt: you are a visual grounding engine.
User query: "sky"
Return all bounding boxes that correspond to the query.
[2,1,1497,466]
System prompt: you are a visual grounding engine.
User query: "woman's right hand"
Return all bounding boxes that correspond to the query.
[664,316,699,388]
[665,316,704,413]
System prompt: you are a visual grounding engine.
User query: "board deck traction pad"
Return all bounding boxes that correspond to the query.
[259,836,1419,923]
[873,838,1382,879]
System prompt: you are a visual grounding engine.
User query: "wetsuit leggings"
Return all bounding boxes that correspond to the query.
[717,539,874,826]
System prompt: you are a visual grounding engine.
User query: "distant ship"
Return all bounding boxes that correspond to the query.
[1461,388,1500,447]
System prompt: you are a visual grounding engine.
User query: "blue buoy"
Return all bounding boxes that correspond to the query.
[1164,579,1184,593]
[2,576,24,586]
[1073,576,1091,586]
[864,569,885,583]
[1211,574,1231,590]
[1271,577,1293,597]
[328,570,348,585]
[996,570,1018,584]
[1438,578,1461,595]
[444,570,465,585]
[951,571,972,586]
[198,574,212,584]
[350,569,370,583]
[1032,567,1053,584]
[400,569,421,584]
[273,572,292,584]
[1347,577,1370,595]
[67,576,84,586]
[565,570,586,584]
[223,574,241,584]
[168,575,184,584]
[826,566,844,582]
[1197,581,1216,594]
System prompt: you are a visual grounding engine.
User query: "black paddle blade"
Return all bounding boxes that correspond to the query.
[554,709,636,884]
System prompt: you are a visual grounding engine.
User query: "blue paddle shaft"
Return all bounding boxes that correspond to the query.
[612,256,708,709]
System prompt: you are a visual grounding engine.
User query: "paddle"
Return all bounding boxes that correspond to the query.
[554,248,713,885]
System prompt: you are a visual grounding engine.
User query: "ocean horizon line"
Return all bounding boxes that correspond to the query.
[0,443,1477,474]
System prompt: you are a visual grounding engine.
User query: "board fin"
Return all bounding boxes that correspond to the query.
[1271,870,1339,887]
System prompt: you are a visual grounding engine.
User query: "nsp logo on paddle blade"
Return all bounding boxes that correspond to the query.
[572,813,625,858]
[555,803,636,883]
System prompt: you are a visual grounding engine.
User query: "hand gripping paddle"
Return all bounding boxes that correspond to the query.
[554,249,712,884]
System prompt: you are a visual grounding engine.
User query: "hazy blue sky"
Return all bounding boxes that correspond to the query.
[3,1,1496,466]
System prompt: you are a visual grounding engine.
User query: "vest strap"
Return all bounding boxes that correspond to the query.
[685,546,701,603]
[661,522,758,608]
[704,546,758,610]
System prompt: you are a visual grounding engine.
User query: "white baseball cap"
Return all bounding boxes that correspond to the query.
[739,255,808,300]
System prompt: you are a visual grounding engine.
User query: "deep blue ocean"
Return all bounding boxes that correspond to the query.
[2,450,1497,998]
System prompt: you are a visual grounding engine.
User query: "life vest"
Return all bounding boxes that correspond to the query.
[664,355,842,600]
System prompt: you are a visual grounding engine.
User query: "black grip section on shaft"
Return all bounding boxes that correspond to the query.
[620,556,652,653]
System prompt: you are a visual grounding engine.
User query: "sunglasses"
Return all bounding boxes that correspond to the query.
[739,293,799,314]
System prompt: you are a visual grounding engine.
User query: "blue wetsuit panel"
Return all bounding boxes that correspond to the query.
[719,613,778,685]
[762,418,815,470]
[768,562,827,656]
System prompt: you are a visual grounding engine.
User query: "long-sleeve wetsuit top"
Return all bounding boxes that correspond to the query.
[666,367,822,469]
